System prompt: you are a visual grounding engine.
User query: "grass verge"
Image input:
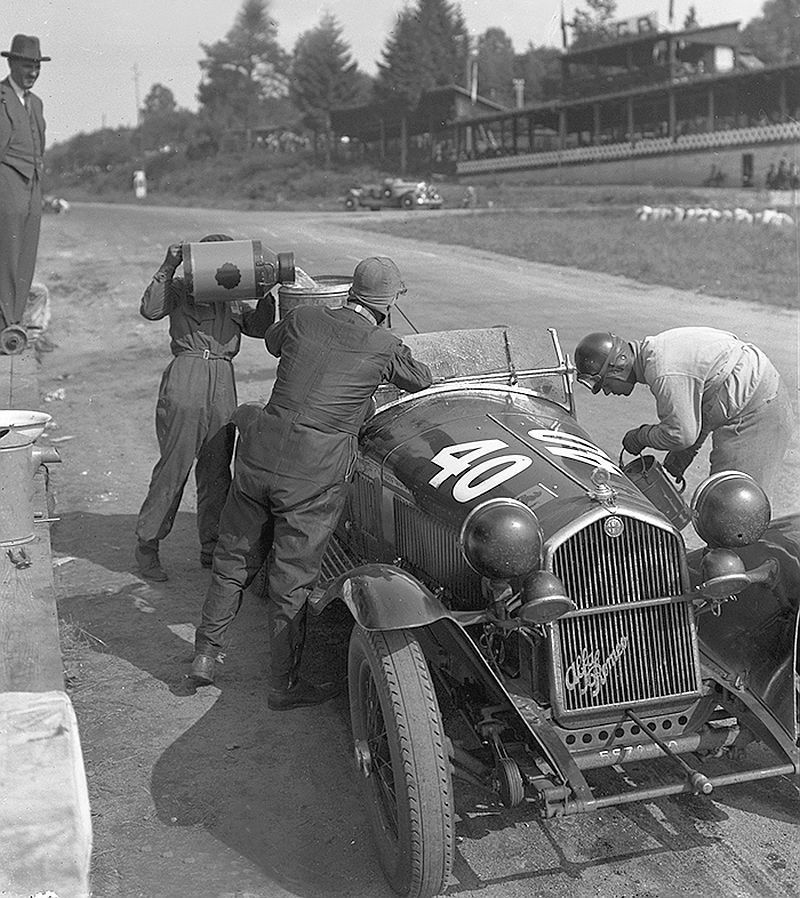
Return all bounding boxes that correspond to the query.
[350,206,800,309]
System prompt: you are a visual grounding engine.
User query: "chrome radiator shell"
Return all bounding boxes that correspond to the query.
[547,514,702,722]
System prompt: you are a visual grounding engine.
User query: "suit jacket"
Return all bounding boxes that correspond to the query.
[0,78,46,174]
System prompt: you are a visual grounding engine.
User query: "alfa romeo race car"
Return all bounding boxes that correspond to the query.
[310,326,800,898]
[342,177,443,211]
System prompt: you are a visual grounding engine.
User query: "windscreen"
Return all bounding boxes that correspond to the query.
[379,326,570,409]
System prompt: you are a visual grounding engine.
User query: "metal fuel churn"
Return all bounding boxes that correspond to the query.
[0,410,60,546]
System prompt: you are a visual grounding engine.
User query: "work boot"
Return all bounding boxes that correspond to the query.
[189,652,220,686]
[267,678,340,711]
[135,543,168,581]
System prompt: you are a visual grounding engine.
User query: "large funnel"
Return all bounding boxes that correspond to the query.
[278,275,352,319]
[0,410,51,448]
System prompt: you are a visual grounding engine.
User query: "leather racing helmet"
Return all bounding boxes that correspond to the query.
[574,332,628,393]
[348,257,407,314]
[690,470,771,547]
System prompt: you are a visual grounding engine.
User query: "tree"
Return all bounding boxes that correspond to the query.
[376,8,426,173]
[414,0,470,89]
[476,28,516,106]
[515,44,562,104]
[741,0,800,65]
[377,0,470,171]
[197,0,291,143]
[139,84,196,152]
[570,0,618,50]
[142,84,177,119]
[290,13,371,163]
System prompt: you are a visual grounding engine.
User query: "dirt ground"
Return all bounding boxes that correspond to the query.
[40,207,381,898]
[34,202,800,898]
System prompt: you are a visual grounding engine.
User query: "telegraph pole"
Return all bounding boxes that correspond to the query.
[132,63,141,126]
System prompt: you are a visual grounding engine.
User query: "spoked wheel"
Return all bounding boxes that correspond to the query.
[349,625,454,898]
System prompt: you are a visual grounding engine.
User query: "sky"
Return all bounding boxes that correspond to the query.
[4,0,769,145]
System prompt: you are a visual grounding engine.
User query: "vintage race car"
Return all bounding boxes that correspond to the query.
[310,326,800,898]
[343,177,443,211]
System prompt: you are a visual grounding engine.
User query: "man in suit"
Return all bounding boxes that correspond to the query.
[0,34,49,336]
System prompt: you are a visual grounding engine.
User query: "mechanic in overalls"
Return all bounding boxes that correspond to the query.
[190,256,433,710]
[573,327,794,494]
[135,235,275,581]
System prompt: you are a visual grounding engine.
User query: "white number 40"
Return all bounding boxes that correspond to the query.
[427,432,616,503]
[428,439,531,502]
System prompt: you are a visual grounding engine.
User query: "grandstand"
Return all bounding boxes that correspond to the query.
[331,14,800,190]
[452,16,800,188]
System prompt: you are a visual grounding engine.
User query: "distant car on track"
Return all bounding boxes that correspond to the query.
[343,177,443,212]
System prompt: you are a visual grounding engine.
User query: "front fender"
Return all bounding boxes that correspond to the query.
[689,514,800,744]
[314,564,453,631]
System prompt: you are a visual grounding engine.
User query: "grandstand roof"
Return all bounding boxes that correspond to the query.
[330,85,507,142]
[565,21,742,66]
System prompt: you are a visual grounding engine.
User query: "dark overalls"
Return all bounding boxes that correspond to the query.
[195,303,432,689]
[135,275,274,556]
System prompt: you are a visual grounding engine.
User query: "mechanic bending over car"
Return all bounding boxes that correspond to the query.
[573,327,794,494]
[135,234,275,582]
[190,256,433,710]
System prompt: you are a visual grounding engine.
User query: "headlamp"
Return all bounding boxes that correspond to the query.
[459,499,542,580]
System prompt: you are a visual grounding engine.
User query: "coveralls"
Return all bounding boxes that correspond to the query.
[630,327,794,491]
[195,303,433,689]
[135,274,275,557]
[0,77,45,328]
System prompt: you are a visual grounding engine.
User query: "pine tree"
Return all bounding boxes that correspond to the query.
[197,0,290,141]
[290,13,370,163]
[477,28,516,106]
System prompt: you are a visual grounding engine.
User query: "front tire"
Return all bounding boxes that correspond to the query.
[401,194,415,209]
[349,626,454,898]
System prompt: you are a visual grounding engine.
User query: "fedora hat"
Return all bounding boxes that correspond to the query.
[1,34,51,62]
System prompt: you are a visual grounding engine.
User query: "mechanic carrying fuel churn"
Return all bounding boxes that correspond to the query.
[573,327,794,493]
[190,256,433,710]
[135,234,275,582]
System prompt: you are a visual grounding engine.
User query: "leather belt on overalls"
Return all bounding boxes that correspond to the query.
[176,349,231,361]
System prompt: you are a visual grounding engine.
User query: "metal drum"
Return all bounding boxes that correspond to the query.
[0,410,51,546]
[183,239,264,303]
[622,454,691,530]
[278,276,352,319]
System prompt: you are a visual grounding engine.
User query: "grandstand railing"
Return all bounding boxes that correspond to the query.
[457,120,800,175]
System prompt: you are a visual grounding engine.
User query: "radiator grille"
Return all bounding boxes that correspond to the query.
[394,499,484,609]
[341,472,379,560]
[552,517,684,609]
[554,602,699,711]
[550,516,700,715]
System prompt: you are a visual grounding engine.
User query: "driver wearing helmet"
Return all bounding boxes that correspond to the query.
[191,257,433,708]
[573,327,794,493]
